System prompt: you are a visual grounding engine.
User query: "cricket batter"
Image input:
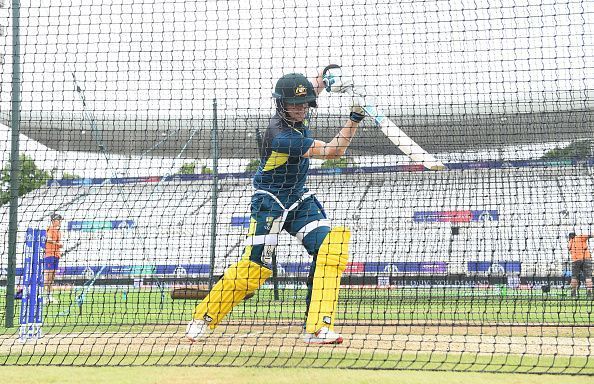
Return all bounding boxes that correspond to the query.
[186,65,365,344]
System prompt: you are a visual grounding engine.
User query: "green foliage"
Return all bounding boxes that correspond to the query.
[320,157,356,169]
[245,159,260,172]
[542,140,592,160]
[0,154,52,206]
[62,172,82,180]
[178,162,196,175]
[178,163,213,175]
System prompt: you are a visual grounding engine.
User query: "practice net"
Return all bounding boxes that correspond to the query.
[1,0,593,374]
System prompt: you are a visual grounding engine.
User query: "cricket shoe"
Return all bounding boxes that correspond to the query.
[185,319,210,343]
[302,327,344,345]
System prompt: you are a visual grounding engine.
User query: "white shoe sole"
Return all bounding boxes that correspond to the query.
[302,335,344,345]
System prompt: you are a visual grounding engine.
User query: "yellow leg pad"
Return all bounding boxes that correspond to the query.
[192,260,272,329]
[306,227,350,334]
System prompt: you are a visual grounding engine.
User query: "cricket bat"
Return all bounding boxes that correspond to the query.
[322,64,445,171]
[351,90,446,171]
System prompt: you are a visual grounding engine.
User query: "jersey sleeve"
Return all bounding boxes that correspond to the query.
[271,131,314,157]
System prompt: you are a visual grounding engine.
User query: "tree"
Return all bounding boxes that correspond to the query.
[542,140,592,161]
[62,172,82,180]
[320,157,356,169]
[245,159,260,172]
[178,162,196,175]
[1,154,52,206]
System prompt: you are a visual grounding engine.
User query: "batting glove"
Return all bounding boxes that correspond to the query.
[323,64,354,94]
[350,105,365,123]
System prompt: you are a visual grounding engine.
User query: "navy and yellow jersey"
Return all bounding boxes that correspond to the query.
[253,113,315,206]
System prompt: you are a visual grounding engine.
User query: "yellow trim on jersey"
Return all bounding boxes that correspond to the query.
[263,151,289,171]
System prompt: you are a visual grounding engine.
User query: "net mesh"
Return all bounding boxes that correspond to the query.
[1,0,593,374]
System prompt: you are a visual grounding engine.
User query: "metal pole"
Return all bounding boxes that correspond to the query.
[208,99,219,289]
[5,0,22,328]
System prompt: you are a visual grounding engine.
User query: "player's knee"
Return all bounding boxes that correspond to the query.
[242,235,279,268]
[315,227,351,270]
[303,226,331,255]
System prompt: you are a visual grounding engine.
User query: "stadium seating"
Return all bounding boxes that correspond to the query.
[1,165,593,280]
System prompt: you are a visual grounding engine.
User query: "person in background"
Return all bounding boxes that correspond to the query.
[568,232,593,298]
[44,213,64,303]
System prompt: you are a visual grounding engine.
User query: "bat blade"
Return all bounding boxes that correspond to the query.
[364,105,446,170]
[350,90,446,170]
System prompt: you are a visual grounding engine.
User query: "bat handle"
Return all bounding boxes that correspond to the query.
[322,64,341,78]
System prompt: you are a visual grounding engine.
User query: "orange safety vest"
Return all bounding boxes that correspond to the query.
[569,235,591,261]
[45,226,62,258]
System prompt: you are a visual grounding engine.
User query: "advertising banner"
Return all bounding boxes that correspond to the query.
[68,220,135,231]
[414,210,499,223]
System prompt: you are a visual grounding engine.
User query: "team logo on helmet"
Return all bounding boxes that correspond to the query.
[294,84,307,96]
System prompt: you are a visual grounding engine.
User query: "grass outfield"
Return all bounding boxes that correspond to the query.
[1,366,594,384]
[1,286,593,333]
[1,286,592,374]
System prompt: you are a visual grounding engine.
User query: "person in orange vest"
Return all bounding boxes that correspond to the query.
[44,213,63,303]
[568,232,593,298]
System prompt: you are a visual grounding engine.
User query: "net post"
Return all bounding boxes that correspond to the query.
[5,0,22,329]
[18,228,44,342]
[208,98,219,290]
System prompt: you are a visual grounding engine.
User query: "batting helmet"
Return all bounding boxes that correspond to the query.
[51,213,63,221]
[272,73,317,107]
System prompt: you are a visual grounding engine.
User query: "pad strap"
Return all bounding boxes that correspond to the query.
[295,219,331,242]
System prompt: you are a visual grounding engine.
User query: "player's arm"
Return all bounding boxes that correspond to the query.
[303,118,361,160]
[311,70,325,96]
[304,64,364,160]
[304,102,365,160]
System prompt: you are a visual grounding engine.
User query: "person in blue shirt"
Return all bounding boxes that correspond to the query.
[187,65,365,344]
